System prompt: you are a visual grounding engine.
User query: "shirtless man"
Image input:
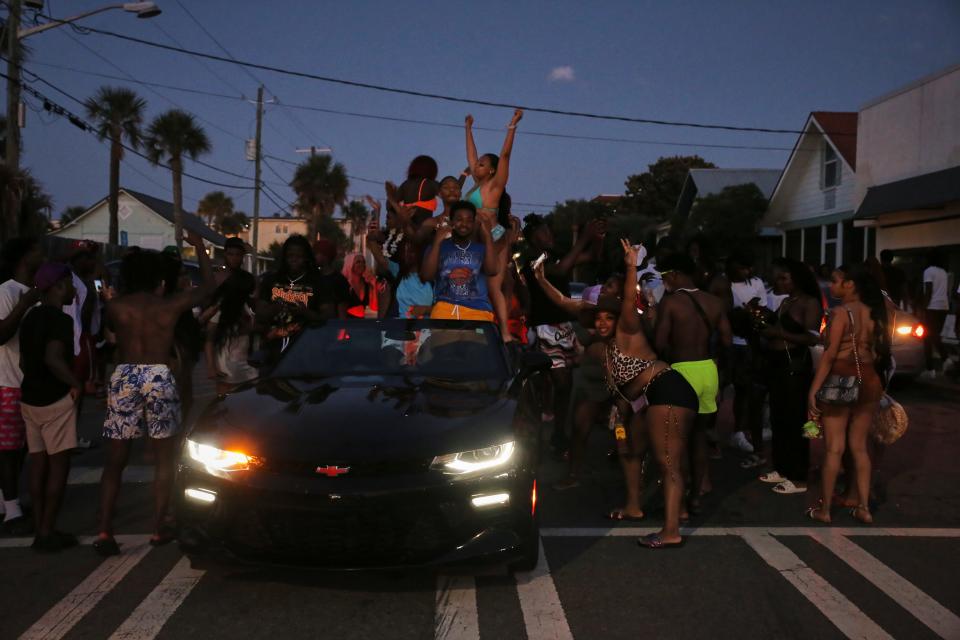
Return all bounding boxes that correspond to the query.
[653,253,732,515]
[94,231,214,556]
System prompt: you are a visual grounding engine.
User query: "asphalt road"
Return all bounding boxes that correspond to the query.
[2,376,959,640]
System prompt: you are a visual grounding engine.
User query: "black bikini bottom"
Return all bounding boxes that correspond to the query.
[645,369,699,412]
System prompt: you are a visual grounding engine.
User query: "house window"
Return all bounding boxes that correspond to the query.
[275,225,281,233]
[283,225,289,234]
[822,142,840,190]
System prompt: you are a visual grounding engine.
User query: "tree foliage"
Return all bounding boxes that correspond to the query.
[340,200,369,249]
[197,191,234,230]
[0,165,53,236]
[684,183,768,252]
[290,155,349,241]
[59,205,87,226]
[145,109,211,250]
[84,86,147,245]
[622,155,716,221]
[219,211,249,236]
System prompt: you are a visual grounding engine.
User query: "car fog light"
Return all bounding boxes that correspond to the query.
[471,492,510,508]
[185,488,217,503]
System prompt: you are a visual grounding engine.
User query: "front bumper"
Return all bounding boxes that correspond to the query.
[174,464,536,569]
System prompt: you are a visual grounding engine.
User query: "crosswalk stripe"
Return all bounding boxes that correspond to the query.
[811,532,960,639]
[515,538,574,640]
[107,556,205,640]
[18,536,153,640]
[540,526,960,538]
[435,575,479,640]
[741,532,894,640]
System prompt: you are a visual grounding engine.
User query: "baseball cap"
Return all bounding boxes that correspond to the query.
[34,262,72,291]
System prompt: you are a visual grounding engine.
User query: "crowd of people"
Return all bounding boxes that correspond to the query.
[0,108,955,554]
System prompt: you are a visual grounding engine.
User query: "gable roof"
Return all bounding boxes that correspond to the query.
[123,189,227,247]
[55,188,227,247]
[811,111,857,170]
[675,168,781,218]
[767,111,857,206]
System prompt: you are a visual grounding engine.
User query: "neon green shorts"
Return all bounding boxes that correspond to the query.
[671,359,719,414]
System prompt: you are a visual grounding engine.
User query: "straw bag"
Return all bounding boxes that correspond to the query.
[873,394,908,444]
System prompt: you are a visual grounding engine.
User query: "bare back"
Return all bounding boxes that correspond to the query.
[107,292,189,365]
[657,289,727,363]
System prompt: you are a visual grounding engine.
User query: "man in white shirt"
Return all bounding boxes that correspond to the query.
[0,238,44,532]
[922,252,950,375]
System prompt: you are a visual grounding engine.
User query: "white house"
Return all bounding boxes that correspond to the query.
[765,112,861,267]
[853,64,960,263]
[51,188,227,253]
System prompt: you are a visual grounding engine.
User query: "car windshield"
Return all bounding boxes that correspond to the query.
[272,320,508,380]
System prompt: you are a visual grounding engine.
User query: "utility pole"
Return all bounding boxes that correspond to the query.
[251,85,264,273]
[4,0,22,240]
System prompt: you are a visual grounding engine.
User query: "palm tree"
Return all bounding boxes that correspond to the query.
[145,109,211,251]
[340,200,369,250]
[219,211,249,236]
[197,190,234,231]
[59,205,87,227]
[290,155,349,241]
[84,87,147,245]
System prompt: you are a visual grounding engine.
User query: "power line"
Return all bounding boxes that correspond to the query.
[6,68,255,191]
[78,25,838,136]
[30,60,800,153]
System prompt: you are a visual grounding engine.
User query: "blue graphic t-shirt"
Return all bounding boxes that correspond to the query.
[434,239,491,312]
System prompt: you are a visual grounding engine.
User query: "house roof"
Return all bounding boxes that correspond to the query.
[767,112,858,207]
[122,189,228,247]
[811,111,857,170]
[855,165,960,219]
[675,168,781,218]
[56,188,227,247]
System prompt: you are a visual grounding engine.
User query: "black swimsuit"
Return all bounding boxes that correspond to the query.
[606,343,698,412]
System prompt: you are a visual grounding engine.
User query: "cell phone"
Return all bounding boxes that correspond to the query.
[531,252,548,270]
[94,279,104,293]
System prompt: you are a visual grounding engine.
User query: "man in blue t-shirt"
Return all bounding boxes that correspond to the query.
[420,200,498,321]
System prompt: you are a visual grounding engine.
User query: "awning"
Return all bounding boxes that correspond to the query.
[855,165,960,219]
[778,210,855,230]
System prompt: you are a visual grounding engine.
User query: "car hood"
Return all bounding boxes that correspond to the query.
[193,376,517,462]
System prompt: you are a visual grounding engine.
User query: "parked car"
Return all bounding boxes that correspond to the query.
[812,299,925,380]
[176,320,550,570]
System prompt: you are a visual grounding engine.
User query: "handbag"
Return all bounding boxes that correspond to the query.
[873,394,909,444]
[816,307,862,405]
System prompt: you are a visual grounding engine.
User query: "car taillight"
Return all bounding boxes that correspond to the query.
[895,324,926,338]
[913,324,925,338]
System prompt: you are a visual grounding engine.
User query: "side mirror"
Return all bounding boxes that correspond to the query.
[517,351,552,378]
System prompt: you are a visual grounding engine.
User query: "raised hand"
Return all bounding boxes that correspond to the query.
[185,229,204,249]
[364,195,382,213]
[621,238,639,268]
[509,109,524,126]
[435,218,453,242]
[585,218,606,240]
[465,114,474,128]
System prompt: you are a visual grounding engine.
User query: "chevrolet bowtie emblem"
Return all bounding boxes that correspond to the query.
[315,465,350,477]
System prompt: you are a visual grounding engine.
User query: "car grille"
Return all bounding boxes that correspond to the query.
[262,457,431,478]
[225,495,469,565]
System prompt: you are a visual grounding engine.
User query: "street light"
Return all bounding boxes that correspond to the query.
[17,3,162,39]
[3,1,161,240]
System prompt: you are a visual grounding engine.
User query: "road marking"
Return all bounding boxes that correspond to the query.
[108,556,205,640]
[67,466,154,486]
[435,574,479,640]
[19,536,152,640]
[811,532,960,639]
[514,538,574,640]
[540,526,960,538]
[741,532,893,640]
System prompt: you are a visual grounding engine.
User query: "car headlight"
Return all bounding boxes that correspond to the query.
[431,441,515,477]
[186,439,257,472]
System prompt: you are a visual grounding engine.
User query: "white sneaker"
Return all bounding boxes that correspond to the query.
[762,427,772,442]
[729,432,754,453]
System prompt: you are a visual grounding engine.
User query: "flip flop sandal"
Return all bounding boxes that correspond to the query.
[805,506,831,524]
[759,471,786,484]
[606,509,645,522]
[773,480,807,495]
[93,536,121,557]
[637,533,685,549]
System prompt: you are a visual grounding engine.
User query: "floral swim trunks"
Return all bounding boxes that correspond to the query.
[103,364,181,440]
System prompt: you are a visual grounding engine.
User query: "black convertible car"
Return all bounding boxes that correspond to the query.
[176,320,550,570]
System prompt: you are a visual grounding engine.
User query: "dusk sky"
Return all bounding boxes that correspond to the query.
[13,0,960,220]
